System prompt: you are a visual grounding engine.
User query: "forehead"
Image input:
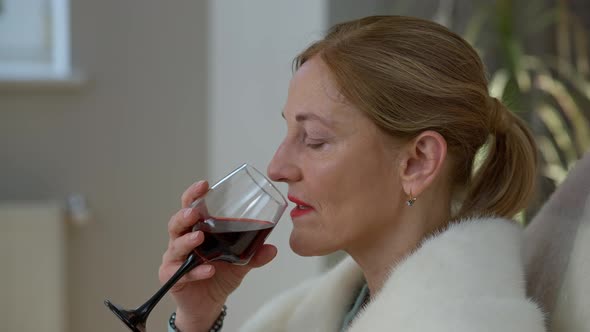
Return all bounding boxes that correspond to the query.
[284,57,356,122]
[283,57,398,151]
[291,57,344,101]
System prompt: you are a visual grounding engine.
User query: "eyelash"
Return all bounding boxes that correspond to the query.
[302,131,327,150]
[306,142,325,149]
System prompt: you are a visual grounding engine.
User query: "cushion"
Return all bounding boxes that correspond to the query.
[524,152,590,331]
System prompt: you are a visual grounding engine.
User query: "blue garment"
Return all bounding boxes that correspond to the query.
[339,283,370,332]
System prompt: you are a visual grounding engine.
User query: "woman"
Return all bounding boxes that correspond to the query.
[160,16,546,331]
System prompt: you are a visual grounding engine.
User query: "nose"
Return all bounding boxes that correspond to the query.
[267,141,301,183]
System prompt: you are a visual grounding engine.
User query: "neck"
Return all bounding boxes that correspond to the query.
[346,200,451,297]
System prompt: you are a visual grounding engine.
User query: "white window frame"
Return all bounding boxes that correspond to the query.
[0,0,72,80]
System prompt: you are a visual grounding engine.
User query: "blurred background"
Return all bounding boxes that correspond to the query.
[0,0,588,331]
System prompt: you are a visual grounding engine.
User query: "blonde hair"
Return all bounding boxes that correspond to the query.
[294,15,537,219]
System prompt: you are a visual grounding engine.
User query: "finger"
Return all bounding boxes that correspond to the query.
[163,231,204,262]
[247,244,278,268]
[160,263,215,286]
[218,244,277,280]
[181,180,209,208]
[168,206,204,238]
[183,264,216,282]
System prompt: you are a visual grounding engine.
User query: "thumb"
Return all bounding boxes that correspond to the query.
[248,244,278,268]
[227,244,278,279]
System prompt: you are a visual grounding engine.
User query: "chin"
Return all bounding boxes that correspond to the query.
[289,230,338,257]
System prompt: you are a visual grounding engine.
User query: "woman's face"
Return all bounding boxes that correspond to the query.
[267,57,404,256]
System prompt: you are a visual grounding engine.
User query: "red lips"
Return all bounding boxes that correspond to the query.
[288,195,314,219]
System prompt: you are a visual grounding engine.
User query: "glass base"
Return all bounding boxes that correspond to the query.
[104,300,146,332]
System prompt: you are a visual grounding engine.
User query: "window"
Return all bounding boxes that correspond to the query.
[0,0,70,79]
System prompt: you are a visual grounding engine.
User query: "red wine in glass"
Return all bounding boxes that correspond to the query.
[194,217,275,264]
[104,164,287,332]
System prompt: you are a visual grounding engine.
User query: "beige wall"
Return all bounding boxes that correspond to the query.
[208,1,326,329]
[0,0,327,331]
[0,1,209,331]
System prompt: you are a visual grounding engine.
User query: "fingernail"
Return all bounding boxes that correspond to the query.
[184,208,193,218]
[190,231,200,240]
[202,265,213,273]
[194,180,205,188]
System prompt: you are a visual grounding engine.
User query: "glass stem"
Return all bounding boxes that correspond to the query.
[135,252,203,319]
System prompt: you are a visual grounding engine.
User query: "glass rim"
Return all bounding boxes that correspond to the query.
[211,163,287,207]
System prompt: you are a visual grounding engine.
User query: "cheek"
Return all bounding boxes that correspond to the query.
[329,171,396,237]
[326,147,400,226]
[289,130,400,255]
[319,154,394,209]
[294,156,396,253]
[287,168,354,256]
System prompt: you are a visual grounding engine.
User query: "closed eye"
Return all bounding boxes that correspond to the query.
[306,142,325,149]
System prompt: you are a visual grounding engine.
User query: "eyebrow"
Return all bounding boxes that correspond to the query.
[281,112,333,127]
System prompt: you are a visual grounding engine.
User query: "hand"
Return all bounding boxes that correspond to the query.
[158,180,278,331]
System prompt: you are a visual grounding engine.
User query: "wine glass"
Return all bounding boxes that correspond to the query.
[104,164,287,331]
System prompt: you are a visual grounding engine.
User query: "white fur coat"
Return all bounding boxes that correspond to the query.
[240,217,546,332]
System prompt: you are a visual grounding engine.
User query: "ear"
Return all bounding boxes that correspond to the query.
[398,130,447,197]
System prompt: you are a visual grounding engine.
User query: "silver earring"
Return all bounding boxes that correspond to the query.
[406,190,417,206]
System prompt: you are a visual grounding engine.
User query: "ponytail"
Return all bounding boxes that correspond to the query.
[458,98,538,219]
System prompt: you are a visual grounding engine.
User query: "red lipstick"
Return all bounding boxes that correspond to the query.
[288,195,314,219]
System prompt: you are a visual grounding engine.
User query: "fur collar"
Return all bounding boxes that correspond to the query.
[241,217,546,332]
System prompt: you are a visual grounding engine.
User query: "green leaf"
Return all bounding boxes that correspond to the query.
[536,104,578,166]
[489,69,510,98]
[536,136,568,184]
[535,74,590,153]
